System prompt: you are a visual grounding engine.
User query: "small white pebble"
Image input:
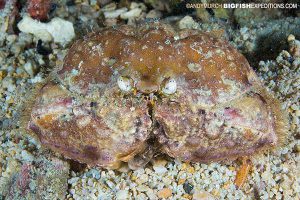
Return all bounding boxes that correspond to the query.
[116,190,129,200]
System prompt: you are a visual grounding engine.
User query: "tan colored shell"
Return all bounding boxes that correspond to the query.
[59,24,253,102]
[28,23,287,169]
[29,82,152,169]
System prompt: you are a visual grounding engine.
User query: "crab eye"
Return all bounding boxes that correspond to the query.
[162,78,177,95]
[117,76,133,92]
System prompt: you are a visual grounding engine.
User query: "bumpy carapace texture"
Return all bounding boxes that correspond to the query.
[28,23,287,169]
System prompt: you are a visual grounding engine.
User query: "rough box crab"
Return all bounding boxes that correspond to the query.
[27,23,287,170]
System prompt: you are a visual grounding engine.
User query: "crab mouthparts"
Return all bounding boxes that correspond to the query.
[136,80,159,94]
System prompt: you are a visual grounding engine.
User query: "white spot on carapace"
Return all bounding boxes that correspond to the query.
[215,49,225,56]
[229,62,237,68]
[190,42,203,54]
[158,45,164,50]
[142,45,148,49]
[204,51,213,59]
[78,61,84,69]
[77,116,91,128]
[162,78,177,95]
[227,55,234,61]
[89,44,103,56]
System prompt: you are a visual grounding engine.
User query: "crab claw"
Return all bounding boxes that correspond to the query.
[28,83,152,169]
